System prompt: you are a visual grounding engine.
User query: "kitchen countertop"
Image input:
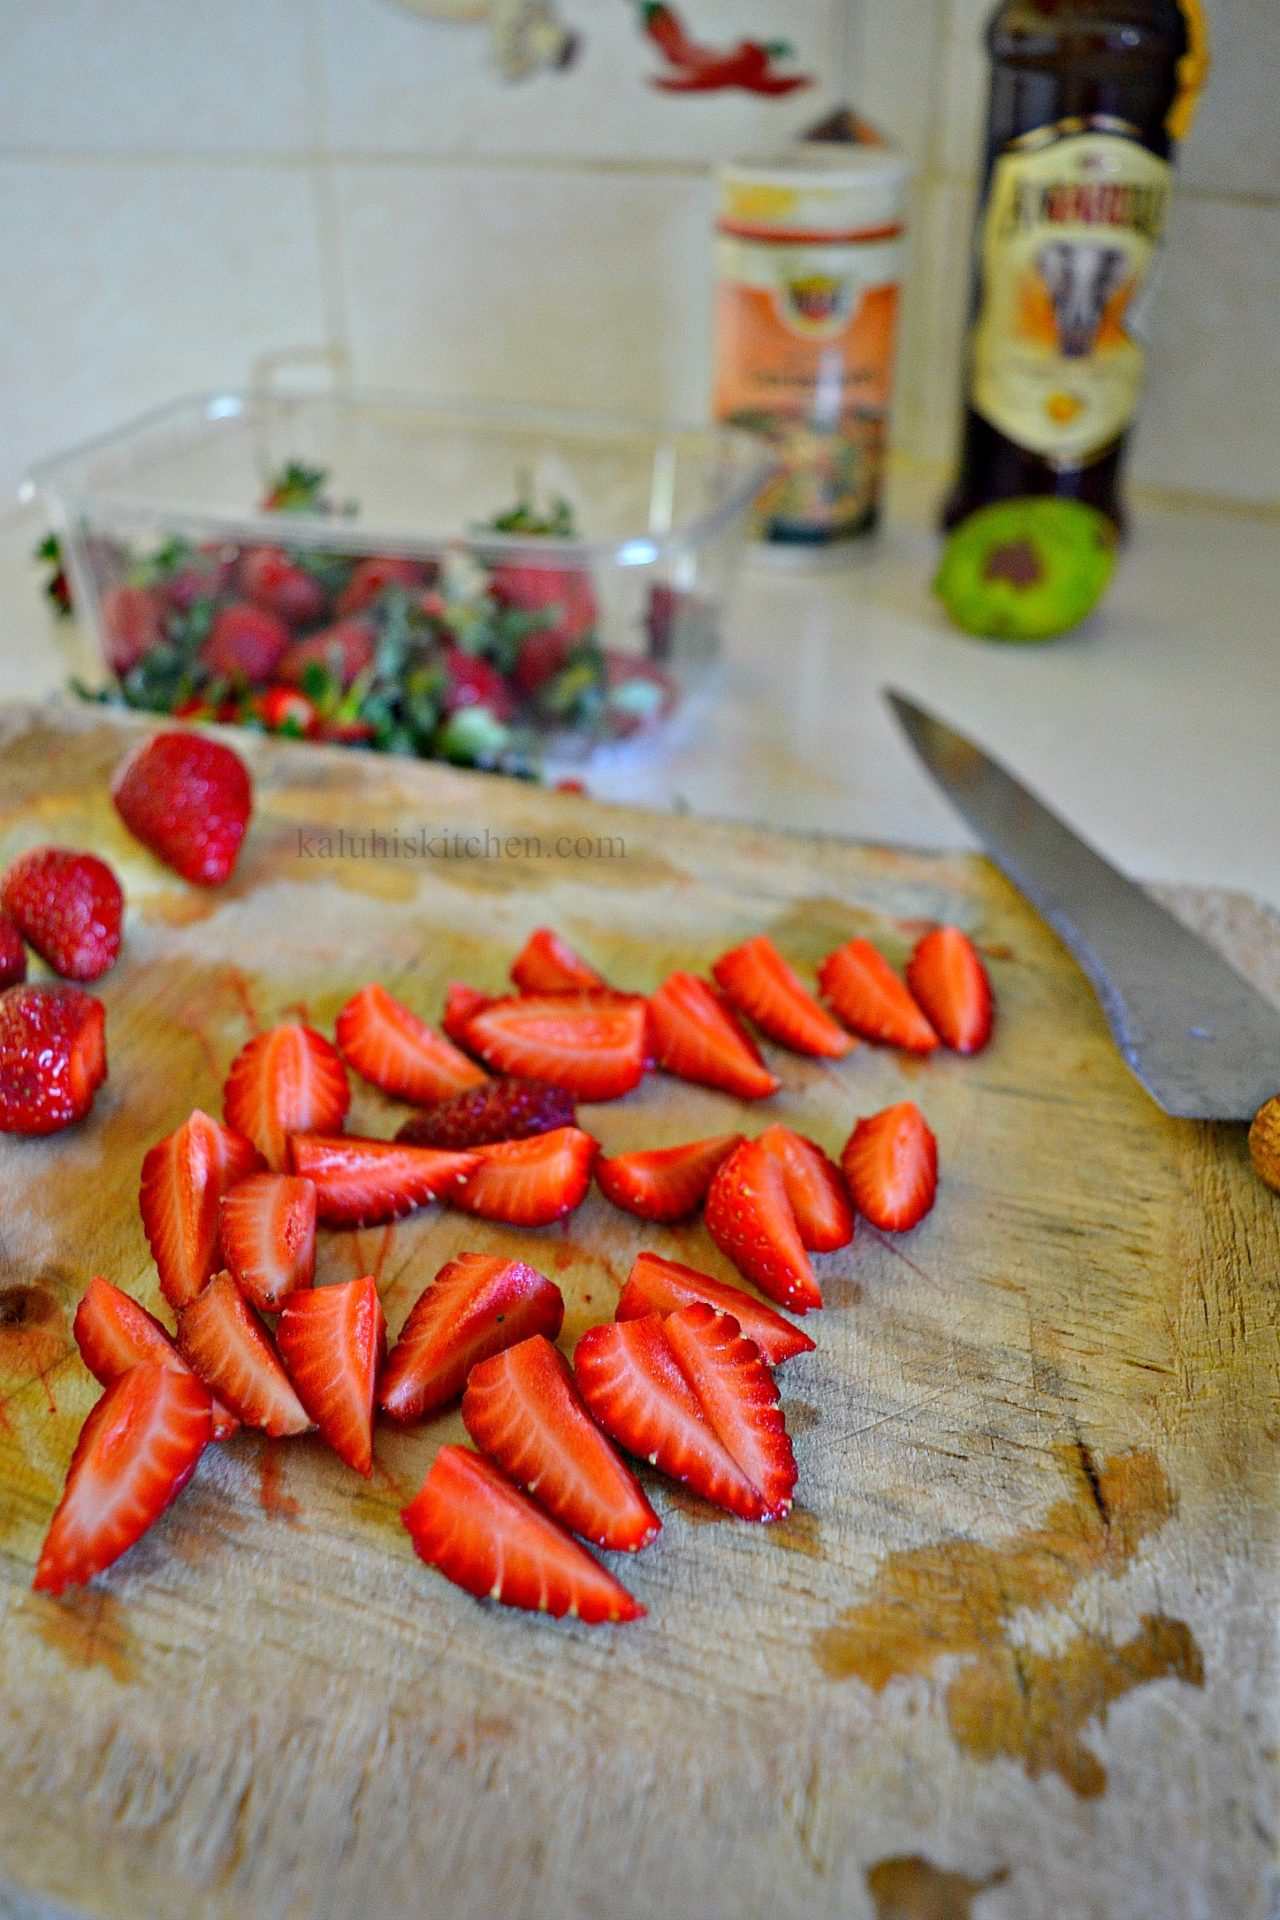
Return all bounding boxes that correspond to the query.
[2,470,1276,909]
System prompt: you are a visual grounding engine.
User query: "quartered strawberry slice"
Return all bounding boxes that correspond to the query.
[510,928,606,995]
[219,1171,317,1312]
[335,982,487,1103]
[594,1131,744,1223]
[648,971,779,1101]
[462,993,648,1101]
[73,1274,239,1441]
[395,1076,576,1151]
[380,1252,565,1425]
[33,1362,213,1593]
[663,1302,795,1520]
[177,1271,312,1437]
[140,1108,264,1310]
[289,1135,480,1226]
[462,1334,659,1552]
[841,1101,938,1232]
[906,926,994,1055]
[818,939,939,1053]
[574,1313,765,1521]
[442,982,495,1051]
[756,1124,854,1252]
[615,1252,815,1368]
[277,1275,386,1477]
[402,1445,643,1623]
[223,1023,350,1171]
[712,935,853,1060]
[704,1139,821,1314]
[450,1126,597,1227]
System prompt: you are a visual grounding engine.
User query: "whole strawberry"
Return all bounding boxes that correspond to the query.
[0,911,27,989]
[0,847,123,981]
[0,983,107,1134]
[396,1076,576,1150]
[112,731,252,886]
[200,601,290,683]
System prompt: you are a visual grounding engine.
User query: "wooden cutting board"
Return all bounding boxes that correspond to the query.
[0,702,1276,1920]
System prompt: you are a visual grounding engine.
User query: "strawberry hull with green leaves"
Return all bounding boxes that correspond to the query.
[68,468,681,776]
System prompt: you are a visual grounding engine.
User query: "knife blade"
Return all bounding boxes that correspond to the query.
[885,690,1280,1121]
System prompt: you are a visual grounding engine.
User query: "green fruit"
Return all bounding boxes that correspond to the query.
[933,498,1117,642]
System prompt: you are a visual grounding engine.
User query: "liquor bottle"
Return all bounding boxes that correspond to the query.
[943,0,1208,529]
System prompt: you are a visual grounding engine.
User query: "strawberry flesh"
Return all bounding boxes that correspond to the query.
[336,982,487,1104]
[0,846,123,982]
[218,1171,317,1312]
[442,981,495,1051]
[402,1445,643,1623]
[449,1126,597,1227]
[289,1134,480,1226]
[0,983,106,1135]
[663,1302,796,1520]
[177,1271,311,1437]
[594,1131,744,1223]
[463,993,648,1102]
[277,1275,386,1476]
[462,1334,659,1552]
[510,928,605,994]
[223,1022,350,1171]
[906,926,994,1055]
[379,1252,564,1425]
[841,1101,938,1232]
[396,1076,576,1150]
[140,1109,263,1309]
[616,1253,815,1368]
[756,1124,854,1252]
[73,1274,239,1442]
[111,730,253,887]
[33,1362,213,1593]
[818,939,939,1052]
[712,935,852,1059]
[648,971,779,1101]
[704,1139,821,1314]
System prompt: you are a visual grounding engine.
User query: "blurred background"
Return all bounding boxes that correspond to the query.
[1,0,1275,511]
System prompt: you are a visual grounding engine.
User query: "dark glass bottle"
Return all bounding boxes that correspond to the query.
[944,0,1208,529]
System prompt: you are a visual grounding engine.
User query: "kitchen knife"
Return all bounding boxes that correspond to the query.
[885,690,1280,1121]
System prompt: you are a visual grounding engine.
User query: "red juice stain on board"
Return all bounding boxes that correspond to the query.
[0,1284,68,1415]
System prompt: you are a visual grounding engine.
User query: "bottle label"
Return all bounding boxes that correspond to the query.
[970,124,1172,467]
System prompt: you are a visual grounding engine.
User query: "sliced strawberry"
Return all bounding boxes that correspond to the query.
[396,1076,576,1150]
[616,1253,815,1368]
[140,1109,264,1309]
[906,926,994,1055]
[594,1131,744,1223]
[218,1171,316,1312]
[841,1101,938,1232]
[756,1124,854,1252]
[818,939,939,1053]
[442,981,494,1051]
[450,1126,597,1227]
[510,928,606,994]
[33,1362,212,1594]
[712,936,852,1060]
[379,1252,564,1424]
[574,1315,764,1521]
[289,1134,480,1227]
[402,1445,642,1623]
[73,1275,239,1441]
[648,971,779,1101]
[277,1275,386,1476]
[463,993,648,1102]
[177,1271,311,1437]
[223,1022,350,1171]
[335,982,486,1104]
[704,1139,821,1314]
[663,1303,795,1520]
[462,1335,659,1552]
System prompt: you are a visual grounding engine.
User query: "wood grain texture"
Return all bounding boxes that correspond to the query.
[0,701,1276,1920]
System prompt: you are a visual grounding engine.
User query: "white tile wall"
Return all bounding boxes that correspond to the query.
[0,0,1275,509]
